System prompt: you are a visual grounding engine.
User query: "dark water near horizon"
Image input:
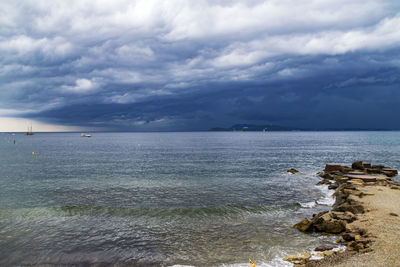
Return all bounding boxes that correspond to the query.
[0,132,399,266]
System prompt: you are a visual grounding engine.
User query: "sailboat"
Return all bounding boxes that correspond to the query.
[26,125,34,135]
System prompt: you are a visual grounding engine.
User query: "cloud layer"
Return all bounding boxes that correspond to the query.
[1,0,400,130]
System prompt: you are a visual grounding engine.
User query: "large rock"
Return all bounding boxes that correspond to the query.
[317,179,332,185]
[342,232,359,241]
[315,245,337,251]
[328,183,339,190]
[287,168,299,174]
[294,218,313,232]
[352,161,365,170]
[382,168,398,177]
[283,253,311,265]
[325,164,343,172]
[311,211,346,234]
[334,202,365,214]
[331,211,357,223]
[343,189,364,197]
[362,162,372,168]
[318,172,333,179]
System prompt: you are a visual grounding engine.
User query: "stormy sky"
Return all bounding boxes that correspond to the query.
[1,0,400,131]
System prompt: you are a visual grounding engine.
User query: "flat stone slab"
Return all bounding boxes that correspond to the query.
[348,171,366,175]
[346,174,381,182]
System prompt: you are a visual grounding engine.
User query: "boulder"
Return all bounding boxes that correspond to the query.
[333,183,347,196]
[347,241,364,251]
[331,211,357,223]
[323,250,335,257]
[382,168,398,177]
[287,168,299,174]
[325,164,343,172]
[315,245,337,251]
[356,238,372,245]
[333,175,345,181]
[294,218,313,232]
[318,172,333,179]
[342,232,359,241]
[311,211,346,234]
[343,189,364,197]
[362,162,372,168]
[316,179,332,185]
[283,253,311,264]
[334,202,365,214]
[328,183,339,190]
[352,161,365,170]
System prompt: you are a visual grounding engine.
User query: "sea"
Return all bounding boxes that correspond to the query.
[0,131,399,266]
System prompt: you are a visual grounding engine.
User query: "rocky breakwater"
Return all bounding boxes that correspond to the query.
[284,161,399,266]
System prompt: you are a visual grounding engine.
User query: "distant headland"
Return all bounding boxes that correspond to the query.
[209,124,393,132]
[209,124,301,131]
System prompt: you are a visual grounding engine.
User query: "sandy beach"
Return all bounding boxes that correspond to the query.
[314,185,400,266]
[287,161,400,267]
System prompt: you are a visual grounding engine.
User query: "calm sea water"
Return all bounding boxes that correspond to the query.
[0,132,399,266]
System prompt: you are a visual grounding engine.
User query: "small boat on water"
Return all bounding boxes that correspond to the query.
[26,125,34,135]
[80,133,92,138]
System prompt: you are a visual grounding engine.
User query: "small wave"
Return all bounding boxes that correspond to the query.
[298,201,316,208]
[316,185,335,206]
[1,203,301,219]
[221,256,292,267]
[309,244,347,261]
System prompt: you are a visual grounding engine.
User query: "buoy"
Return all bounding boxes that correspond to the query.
[249,259,256,267]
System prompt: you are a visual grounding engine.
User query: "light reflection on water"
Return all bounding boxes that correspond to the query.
[0,131,399,266]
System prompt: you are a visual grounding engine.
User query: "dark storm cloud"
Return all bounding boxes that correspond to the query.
[1,0,400,130]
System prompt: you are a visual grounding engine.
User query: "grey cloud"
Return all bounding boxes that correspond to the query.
[1,0,400,130]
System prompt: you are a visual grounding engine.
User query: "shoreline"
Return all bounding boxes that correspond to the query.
[284,161,400,266]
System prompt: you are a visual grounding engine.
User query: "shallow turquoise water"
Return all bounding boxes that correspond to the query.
[0,131,399,266]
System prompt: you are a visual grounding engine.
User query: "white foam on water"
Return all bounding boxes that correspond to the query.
[316,185,335,206]
[299,201,317,208]
[221,252,293,267]
[309,244,347,261]
[221,258,292,267]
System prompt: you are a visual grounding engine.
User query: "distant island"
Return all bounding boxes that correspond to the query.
[209,124,301,131]
[209,124,392,132]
